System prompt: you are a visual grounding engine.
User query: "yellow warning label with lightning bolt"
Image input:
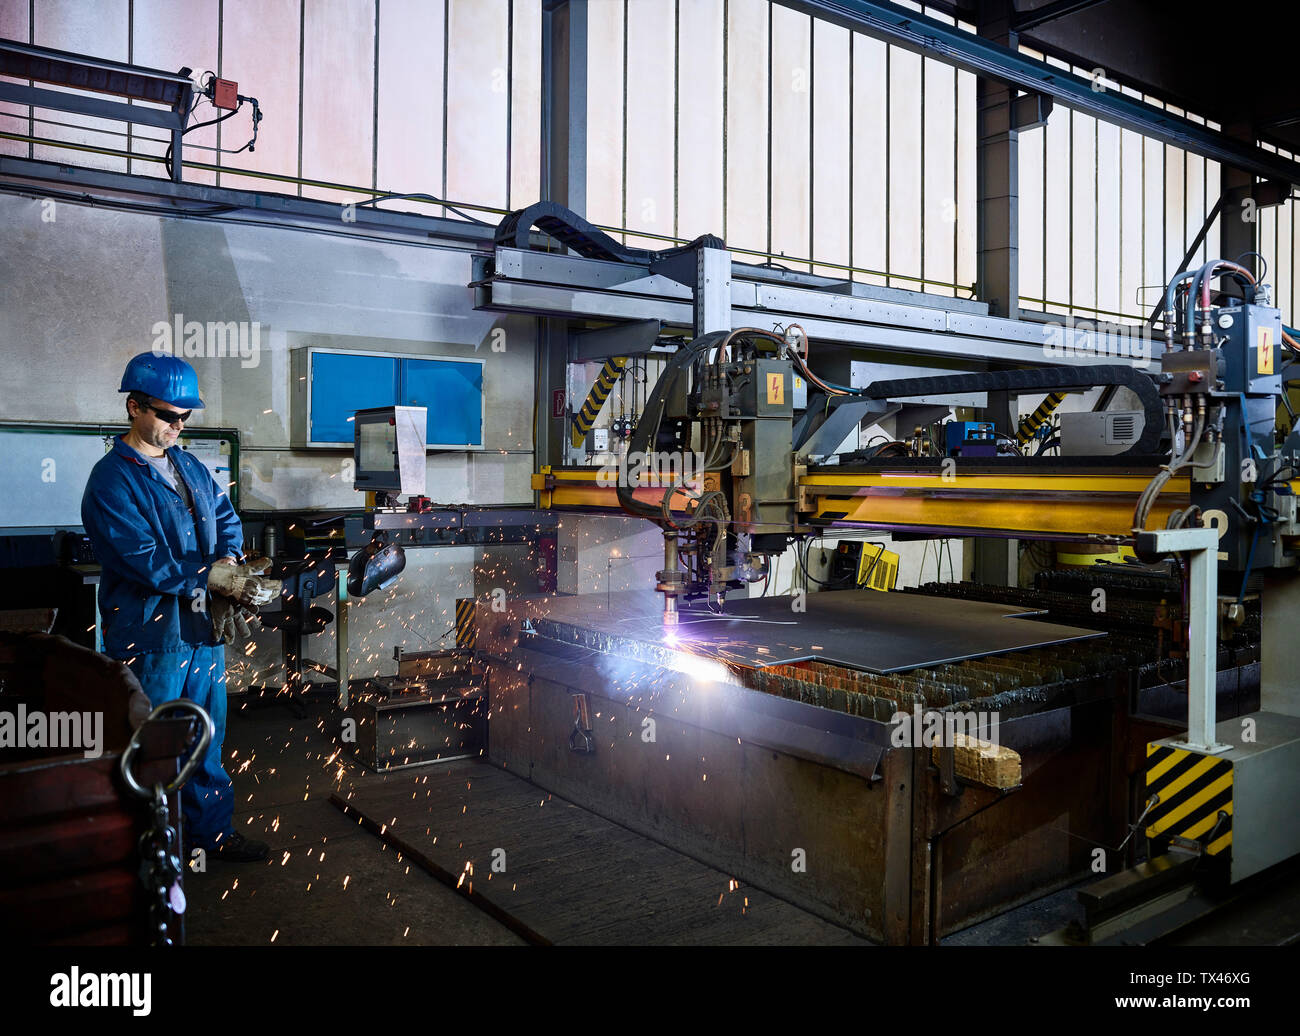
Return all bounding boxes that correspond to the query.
[1259,327,1274,375]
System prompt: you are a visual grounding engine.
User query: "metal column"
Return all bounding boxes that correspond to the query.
[1260,573,1300,718]
[538,318,570,471]
[975,0,1019,319]
[695,247,733,337]
[541,0,588,216]
[336,568,350,709]
[1221,125,1261,265]
[540,2,589,472]
[1140,527,1229,753]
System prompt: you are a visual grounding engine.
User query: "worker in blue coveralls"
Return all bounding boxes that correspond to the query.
[81,352,281,863]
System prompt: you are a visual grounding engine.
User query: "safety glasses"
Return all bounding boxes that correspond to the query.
[144,402,193,425]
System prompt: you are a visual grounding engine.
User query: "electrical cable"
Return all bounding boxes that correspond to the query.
[617,330,724,522]
[6,183,238,218]
[164,98,247,180]
[994,431,1024,456]
[795,536,835,587]
[840,539,891,590]
[675,615,800,626]
[1237,522,1261,605]
[355,192,490,225]
[1233,250,1268,284]
[791,349,854,395]
[1132,407,1205,533]
[860,439,909,461]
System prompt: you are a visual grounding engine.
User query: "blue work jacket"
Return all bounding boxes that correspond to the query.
[81,435,245,659]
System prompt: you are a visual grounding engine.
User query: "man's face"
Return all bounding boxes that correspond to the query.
[130,396,189,450]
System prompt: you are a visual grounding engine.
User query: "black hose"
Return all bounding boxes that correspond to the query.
[617,329,729,522]
[857,366,1166,456]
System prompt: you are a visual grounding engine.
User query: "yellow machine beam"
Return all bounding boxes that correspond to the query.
[532,466,712,512]
[533,466,1192,539]
[800,470,1189,538]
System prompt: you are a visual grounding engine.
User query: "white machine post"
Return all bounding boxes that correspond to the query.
[335,567,350,709]
[1140,526,1231,753]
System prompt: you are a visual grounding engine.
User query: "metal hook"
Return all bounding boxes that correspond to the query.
[119,699,215,800]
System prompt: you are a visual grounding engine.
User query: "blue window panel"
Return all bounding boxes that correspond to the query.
[311,353,399,443]
[400,358,483,447]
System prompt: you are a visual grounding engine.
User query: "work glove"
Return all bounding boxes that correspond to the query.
[242,554,273,576]
[207,559,282,608]
[211,593,258,645]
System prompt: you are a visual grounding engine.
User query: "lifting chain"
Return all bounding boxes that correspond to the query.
[120,699,214,947]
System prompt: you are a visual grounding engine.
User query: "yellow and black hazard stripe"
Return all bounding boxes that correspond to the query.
[1017,391,1067,444]
[455,598,477,649]
[1144,743,1233,856]
[570,356,629,447]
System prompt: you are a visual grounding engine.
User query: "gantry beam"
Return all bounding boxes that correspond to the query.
[531,465,1193,540]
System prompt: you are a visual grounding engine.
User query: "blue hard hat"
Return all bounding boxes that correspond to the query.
[119,351,206,409]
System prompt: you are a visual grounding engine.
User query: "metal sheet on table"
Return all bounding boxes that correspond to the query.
[532,590,1104,674]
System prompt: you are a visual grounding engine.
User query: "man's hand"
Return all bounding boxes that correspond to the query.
[207,561,282,607]
[211,593,258,645]
[242,554,273,576]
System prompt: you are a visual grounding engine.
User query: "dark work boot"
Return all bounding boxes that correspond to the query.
[211,830,270,862]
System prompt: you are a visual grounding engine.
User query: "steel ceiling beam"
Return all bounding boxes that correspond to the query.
[0,39,194,182]
[0,154,499,245]
[475,246,1162,368]
[1011,0,1111,33]
[775,0,1300,186]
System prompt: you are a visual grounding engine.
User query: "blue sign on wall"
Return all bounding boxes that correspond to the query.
[308,351,484,448]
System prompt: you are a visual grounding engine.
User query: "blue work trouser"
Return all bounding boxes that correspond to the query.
[127,644,234,849]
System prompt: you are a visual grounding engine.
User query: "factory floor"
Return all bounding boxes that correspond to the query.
[186,690,866,945]
[184,691,1299,947]
[185,691,864,945]
[184,695,526,947]
[183,691,868,941]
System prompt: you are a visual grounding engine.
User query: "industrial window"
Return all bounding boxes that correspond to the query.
[4,1,1290,326]
[586,0,978,297]
[0,0,542,218]
[1016,45,1225,326]
[1257,142,1299,331]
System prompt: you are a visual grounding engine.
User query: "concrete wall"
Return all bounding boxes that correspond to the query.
[555,514,663,596]
[0,193,536,509]
[0,192,542,689]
